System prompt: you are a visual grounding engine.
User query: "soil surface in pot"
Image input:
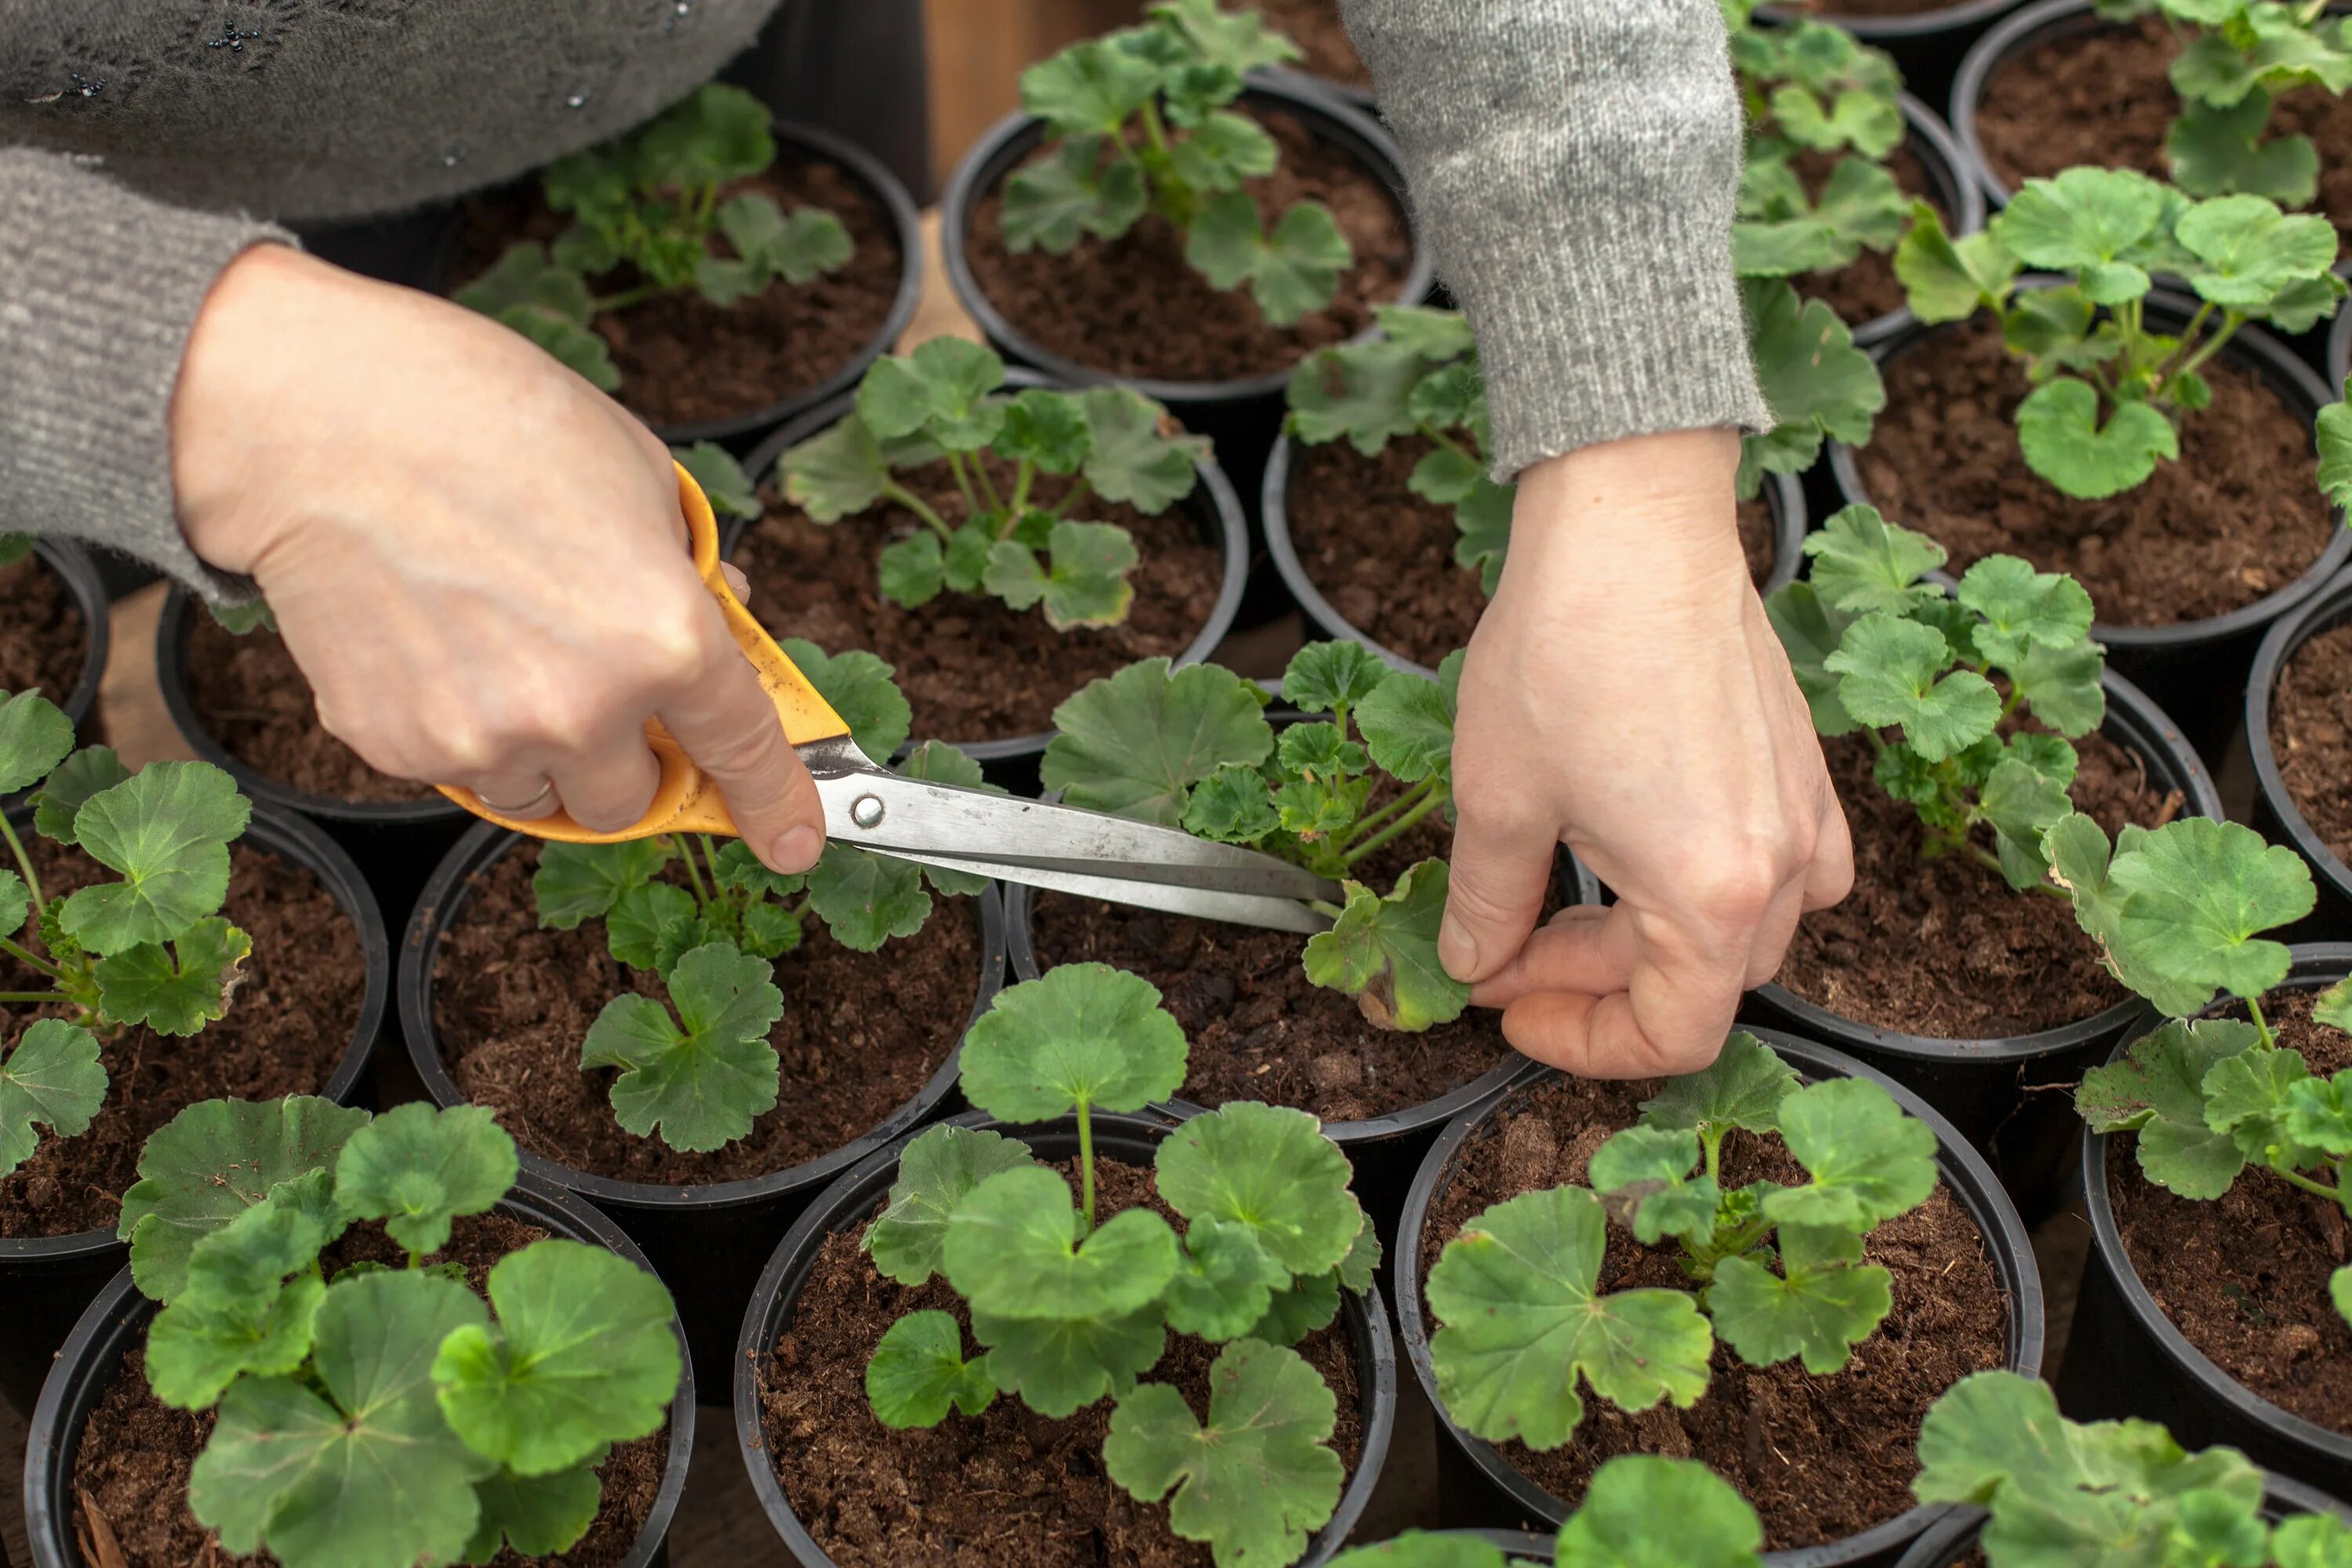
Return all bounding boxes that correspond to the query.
[2107,986,2352,1436]
[1798,143,1941,329]
[965,107,1410,383]
[1259,0,1372,89]
[1418,1070,2008,1549]
[2271,622,2352,874]
[183,613,432,803]
[734,458,1221,742]
[1284,437,1778,669]
[429,842,979,1185]
[1860,321,2335,626]
[762,1153,1364,1566]
[70,1211,666,1568]
[1777,728,2178,1036]
[453,155,902,430]
[1974,17,2352,239]
[0,840,367,1239]
[1028,817,1555,1123]
[0,553,87,707]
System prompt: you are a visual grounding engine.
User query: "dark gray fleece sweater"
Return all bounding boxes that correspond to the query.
[0,0,1767,599]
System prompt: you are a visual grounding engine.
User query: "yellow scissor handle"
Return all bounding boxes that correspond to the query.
[437,463,852,843]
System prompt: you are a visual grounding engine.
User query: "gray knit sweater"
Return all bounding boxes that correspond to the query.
[0,0,1767,599]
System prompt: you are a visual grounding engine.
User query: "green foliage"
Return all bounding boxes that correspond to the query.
[674,441,760,520]
[1302,861,1468,1031]
[0,1019,106,1178]
[459,84,849,391]
[1767,507,2102,888]
[779,340,1204,630]
[960,961,1189,1123]
[334,1102,519,1257]
[1044,658,1273,824]
[1895,170,2348,501]
[0,533,27,569]
[1554,1454,1767,1568]
[865,1123,1040,1284]
[579,940,785,1152]
[1737,279,1886,498]
[1006,3,1352,323]
[866,1309,997,1427]
[31,745,130,845]
[0,688,74,795]
[1156,1101,1366,1276]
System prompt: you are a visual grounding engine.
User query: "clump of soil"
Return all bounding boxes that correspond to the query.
[453,156,902,430]
[1860,320,2336,626]
[2107,986,2352,1436]
[733,456,1221,743]
[428,842,981,1185]
[763,1154,1364,1566]
[1419,1069,2009,1550]
[181,612,431,803]
[1974,16,2352,241]
[71,1211,668,1568]
[1281,436,1780,669]
[1778,728,2178,1037]
[964,107,1410,383]
[2270,621,2352,875]
[1,840,368,1239]
[1799,142,1943,330]
[0,552,89,710]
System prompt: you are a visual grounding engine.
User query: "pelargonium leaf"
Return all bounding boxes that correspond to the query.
[2016,379,2178,500]
[777,413,890,522]
[866,1123,1038,1285]
[996,388,1092,474]
[785,637,913,763]
[432,1239,681,1476]
[147,1196,336,1409]
[1426,1186,1714,1452]
[0,869,23,940]
[2168,95,2319,206]
[1044,659,1275,826]
[1554,1454,1766,1568]
[1161,1216,1291,1341]
[93,916,252,1036]
[1895,201,2020,323]
[465,1463,603,1563]
[454,243,594,327]
[713,195,852,289]
[1708,1225,1892,1375]
[2283,1069,2352,1156]
[579,941,782,1152]
[944,1164,1180,1319]
[2205,1045,2319,1172]
[1640,1031,1801,1137]
[960,963,1189,1122]
[1025,520,1139,630]
[1824,614,2002,762]
[1004,136,1150,252]
[1303,862,1470,1033]
[970,1302,1167,1417]
[1453,479,1515,595]
[1184,763,1279,844]
[1247,1269,1342,1346]
[2009,638,2108,739]
[1285,339,1428,455]
[1742,281,1884,482]
[1104,1338,1342,1568]
[2273,1506,2352,1567]
[1169,107,1278,191]
[333,1103,519,1256]
[2076,1018,2260,1199]
[675,441,760,521]
[2317,402,2352,513]
[1187,192,1351,327]
[1766,582,1861,736]
[1355,667,1456,786]
[1955,555,2097,669]
[2313,977,2352,1033]
[1151,0,1302,71]
[857,338,1007,453]
[604,880,698,978]
[1156,1102,1363,1276]
[1801,505,1946,617]
[877,533,947,610]
[32,746,129,845]
[1019,34,1167,135]
[1334,1217,1382,1294]
[2107,818,2314,1011]
[1329,1534,1505,1568]
[1991,168,2168,303]
[806,844,932,952]
[56,760,250,953]
[0,1018,107,1180]
[1589,1125,1719,1246]
[1762,1077,1939,1232]
[2176,194,2339,310]
[532,839,670,930]
[1980,759,2075,891]
[867,1309,997,1428]
[635,82,772,185]
[1080,387,1207,513]
[1282,641,1390,718]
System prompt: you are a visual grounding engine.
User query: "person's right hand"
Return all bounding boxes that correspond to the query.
[170,243,826,873]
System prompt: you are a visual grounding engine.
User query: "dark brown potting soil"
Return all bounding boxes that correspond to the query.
[71,1213,666,1568]
[452,157,902,430]
[2108,987,2352,1436]
[1798,143,1940,331]
[1974,17,2352,240]
[0,840,367,1240]
[0,553,88,710]
[182,613,433,804]
[762,1154,1364,1566]
[1860,320,2336,626]
[428,842,980,1185]
[1026,818,1557,1124]
[1281,437,1779,670]
[1263,0,1371,88]
[964,108,1411,383]
[733,458,1222,743]
[1778,728,2178,1037]
[2271,622,2352,875]
[1418,1069,2009,1550]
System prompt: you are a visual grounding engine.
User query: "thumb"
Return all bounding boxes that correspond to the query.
[657,652,828,875]
[1439,793,1561,985]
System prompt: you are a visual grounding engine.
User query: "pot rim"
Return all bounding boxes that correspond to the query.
[1763,0,2030,41]
[1392,1025,2048,1565]
[730,1105,1399,1568]
[735,367,1253,762]
[2246,570,2352,908]
[394,818,1007,1212]
[937,74,1437,406]
[19,1170,697,1568]
[0,800,390,1266]
[10,539,110,752]
[1950,0,2101,213]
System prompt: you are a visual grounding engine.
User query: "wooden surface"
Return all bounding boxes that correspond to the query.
[924,0,1133,180]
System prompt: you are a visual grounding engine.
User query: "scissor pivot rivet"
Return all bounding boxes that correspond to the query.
[851,793,886,829]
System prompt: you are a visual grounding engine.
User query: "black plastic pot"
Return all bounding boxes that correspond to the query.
[0,801,390,1418]
[1951,0,2104,214]
[4,540,109,760]
[938,75,1436,528]
[20,1171,695,1568]
[1746,667,2220,1220]
[1394,1028,2046,1564]
[397,821,1007,1396]
[1764,0,2028,107]
[2330,294,2350,394]
[2058,946,2352,1494]
[152,587,470,946]
[732,1107,1398,1567]
[736,368,1252,793]
[1893,1471,2352,1566]
[1831,288,2352,761]
[2248,571,2352,942]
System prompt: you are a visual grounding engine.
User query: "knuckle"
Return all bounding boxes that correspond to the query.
[1685,855,1780,927]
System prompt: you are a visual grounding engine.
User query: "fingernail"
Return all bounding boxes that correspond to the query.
[769,826,822,876]
[1439,911,1478,982]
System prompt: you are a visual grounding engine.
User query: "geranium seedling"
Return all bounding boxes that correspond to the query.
[778,337,1205,630]
[1004,0,1352,324]
[457,83,851,393]
[114,1096,682,1568]
[1426,1033,1939,1450]
[1329,1455,1767,1568]
[2,685,256,1178]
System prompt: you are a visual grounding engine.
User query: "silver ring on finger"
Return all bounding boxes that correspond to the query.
[479,780,556,815]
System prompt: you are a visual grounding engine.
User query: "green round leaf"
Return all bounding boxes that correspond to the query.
[960,963,1189,1122]
[942,1163,1180,1319]
[2015,379,2179,500]
[1555,1454,1765,1568]
[865,1123,1039,1286]
[1043,658,1275,825]
[1302,862,1470,1033]
[867,1309,997,1428]
[333,1103,519,1256]
[0,1018,107,1180]
[579,941,783,1152]
[59,760,252,953]
[1156,1102,1363,1276]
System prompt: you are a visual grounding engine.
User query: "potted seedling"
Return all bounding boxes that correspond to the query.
[1328,1455,1767,1567]
[1396,1029,2042,1553]
[2038,805,2352,1486]
[1755,0,2034,96]
[454,82,922,444]
[20,1095,691,1567]
[0,534,106,759]
[736,964,1396,1566]
[397,643,1006,1387]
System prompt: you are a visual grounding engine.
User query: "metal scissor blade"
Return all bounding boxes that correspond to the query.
[877,848,1334,934]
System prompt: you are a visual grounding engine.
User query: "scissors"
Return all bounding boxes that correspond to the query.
[437,464,1341,934]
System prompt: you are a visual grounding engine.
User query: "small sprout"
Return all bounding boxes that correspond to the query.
[866,1310,996,1428]
[579,941,786,1153]
[0,1019,107,1179]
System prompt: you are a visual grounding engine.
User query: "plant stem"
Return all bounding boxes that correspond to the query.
[678,836,713,909]
[406,1250,424,1271]
[1045,479,1096,521]
[1965,844,2067,898]
[1703,1126,1726,1191]
[0,992,68,1006]
[2248,993,2275,1053]
[590,282,671,314]
[946,452,982,519]
[2269,1160,2348,1215]
[1345,779,1434,846]
[2166,313,2247,395]
[0,815,43,916]
[695,181,719,230]
[974,456,1007,516]
[1421,425,1479,467]
[1076,1098,1097,1237]
[1011,459,1036,516]
[0,938,60,980]
[1343,787,1446,867]
[1309,898,1346,922]
[881,480,956,541]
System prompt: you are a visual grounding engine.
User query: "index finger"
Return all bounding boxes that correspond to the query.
[657,644,828,875]
[1495,912,1746,1080]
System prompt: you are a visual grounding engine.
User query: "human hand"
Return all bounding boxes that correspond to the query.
[1443,428,1853,1076]
[171,244,825,873]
